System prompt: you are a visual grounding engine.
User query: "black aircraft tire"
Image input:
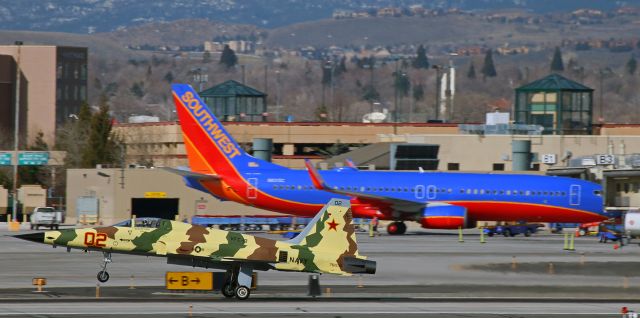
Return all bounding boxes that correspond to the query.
[397,222,407,235]
[97,271,109,283]
[221,283,235,298]
[235,286,250,300]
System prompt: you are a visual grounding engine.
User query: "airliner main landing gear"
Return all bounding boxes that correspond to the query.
[387,222,407,235]
[221,264,253,300]
[97,252,112,283]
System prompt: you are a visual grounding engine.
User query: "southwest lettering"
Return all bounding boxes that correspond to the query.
[179,90,243,160]
[210,124,226,140]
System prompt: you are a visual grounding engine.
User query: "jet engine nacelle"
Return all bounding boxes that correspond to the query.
[624,211,640,237]
[420,205,471,229]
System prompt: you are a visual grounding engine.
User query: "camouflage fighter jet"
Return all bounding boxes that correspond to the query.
[15,199,375,300]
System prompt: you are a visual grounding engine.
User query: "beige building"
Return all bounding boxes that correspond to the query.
[114,121,640,172]
[67,122,640,224]
[114,121,459,169]
[382,133,640,172]
[0,45,87,145]
[17,185,46,214]
[65,168,278,225]
[0,187,7,214]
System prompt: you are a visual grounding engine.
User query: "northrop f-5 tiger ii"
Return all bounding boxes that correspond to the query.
[15,199,375,300]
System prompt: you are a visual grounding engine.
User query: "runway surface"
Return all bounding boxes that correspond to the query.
[1,224,640,317]
[0,300,634,317]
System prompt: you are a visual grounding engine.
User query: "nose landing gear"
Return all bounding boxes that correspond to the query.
[97,252,112,283]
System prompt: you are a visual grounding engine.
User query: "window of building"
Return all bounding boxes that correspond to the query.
[447,163,460,171]
[492,163,505,171]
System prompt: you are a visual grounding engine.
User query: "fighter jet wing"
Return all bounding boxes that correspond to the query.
[304,159,438,213]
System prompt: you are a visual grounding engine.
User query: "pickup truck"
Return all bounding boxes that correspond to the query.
[30,207,64,230]
[483,223,544,237]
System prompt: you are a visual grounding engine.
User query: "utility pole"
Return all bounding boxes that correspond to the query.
[12,41,22,222]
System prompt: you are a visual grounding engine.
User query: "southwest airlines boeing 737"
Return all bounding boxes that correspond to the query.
[168,84,606,235]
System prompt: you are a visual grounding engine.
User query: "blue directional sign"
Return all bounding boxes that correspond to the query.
[0,153,10,165]
[18,152,49,165]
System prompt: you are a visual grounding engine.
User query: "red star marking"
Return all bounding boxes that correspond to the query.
[327,219,339,231]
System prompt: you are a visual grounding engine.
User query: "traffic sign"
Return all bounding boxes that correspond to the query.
[18,152,49,165]
[0,153,10,165]
[166,272,213,290]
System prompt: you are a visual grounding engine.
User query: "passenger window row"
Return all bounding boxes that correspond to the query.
[270,184,570,198]
[459,189,567,196]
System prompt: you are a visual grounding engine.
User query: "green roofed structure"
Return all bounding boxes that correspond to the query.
[515,74,594,135]
[199,80,267,121]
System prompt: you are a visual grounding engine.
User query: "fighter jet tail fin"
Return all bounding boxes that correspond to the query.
[286,198,360,257]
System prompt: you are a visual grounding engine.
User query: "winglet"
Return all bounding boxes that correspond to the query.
[304,159,327,190]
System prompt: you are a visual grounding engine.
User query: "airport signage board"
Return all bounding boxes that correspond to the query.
[595,154,615,165]
[144,192,167,198]
[166,272,213,290]
[0,153,10,165]
[18,152,49,165]
[541,154,557,165]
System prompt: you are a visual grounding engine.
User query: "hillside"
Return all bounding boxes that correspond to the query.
[96,19,263,49]
[266,14,640,49]
[0,30,142,58]
[1,1,640,33]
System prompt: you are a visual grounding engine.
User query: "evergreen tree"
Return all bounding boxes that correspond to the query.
[550,47,564,72]
[412,44,429,69]
[321,60,333,86]
[163,71,174,83]
[481,50,497,78]
[315,105,329,122]
[130,82,144,98]
[338,56,347,74]
[202,51,212,63]
[627,55,637,75]
[81,97,120,168]
[219,45,238,68]
[467,61,476,79]
[413,82,424,101]
[362,85,380,102]
[394,71,411,97]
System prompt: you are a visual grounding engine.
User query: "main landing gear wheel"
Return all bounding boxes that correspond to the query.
[97,270,110,283]
[221,283,236,298]
[235,286,250,300]
[387,222,407,235]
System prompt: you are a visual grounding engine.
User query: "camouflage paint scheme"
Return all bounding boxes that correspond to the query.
[43,199,372,276]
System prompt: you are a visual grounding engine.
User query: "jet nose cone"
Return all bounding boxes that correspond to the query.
[13,232,45,243]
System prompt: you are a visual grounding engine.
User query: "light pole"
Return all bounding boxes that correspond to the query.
[275,70,281,122]
[432,65,442,121]
[12,41,23,222]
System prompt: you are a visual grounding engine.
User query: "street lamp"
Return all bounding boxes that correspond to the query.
[432,65,442,122]
[12,40,23,222]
